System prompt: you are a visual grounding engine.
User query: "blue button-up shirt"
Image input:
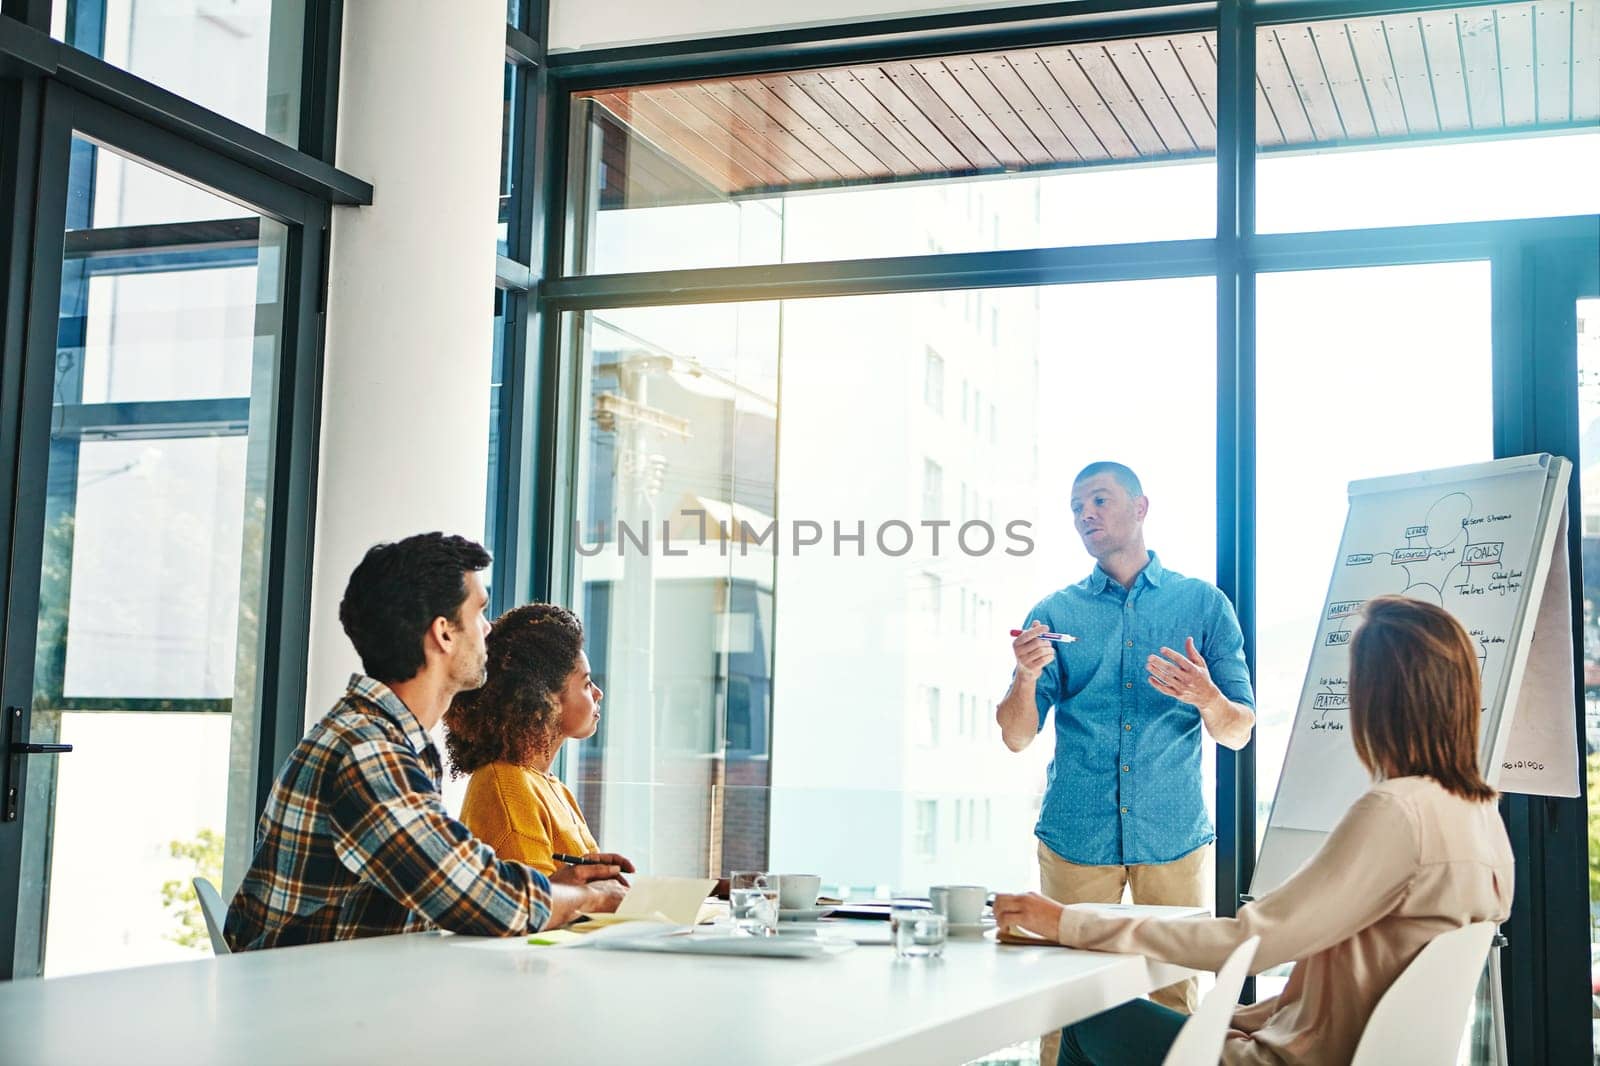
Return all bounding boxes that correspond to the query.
[1021,552,1254,866]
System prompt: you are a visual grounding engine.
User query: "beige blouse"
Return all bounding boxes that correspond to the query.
[1055,775,1514,1066]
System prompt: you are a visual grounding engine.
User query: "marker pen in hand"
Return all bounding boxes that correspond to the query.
[1009,629,1077,644]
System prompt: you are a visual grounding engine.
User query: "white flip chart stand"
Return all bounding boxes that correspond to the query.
[1249,454,1575,1066]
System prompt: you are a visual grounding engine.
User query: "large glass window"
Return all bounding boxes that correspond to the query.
[560,276,1215,894]
[500,62,520,257]
[1256,4,1600,232]
[23,137,289,976]
[535,10,1599,1057]
[566,32,1221,275]
[1254,262,1494,843]
[52,1,307,146]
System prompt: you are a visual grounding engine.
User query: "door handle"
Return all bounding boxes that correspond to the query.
[4,706,71,822]
[10,742,72,755]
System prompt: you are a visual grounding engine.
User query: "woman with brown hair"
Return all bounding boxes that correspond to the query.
[446,603,630,879]
[994,595,1514,1066]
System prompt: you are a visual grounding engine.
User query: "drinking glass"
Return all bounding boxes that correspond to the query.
[890,902,947,959]
[729,871,779,936]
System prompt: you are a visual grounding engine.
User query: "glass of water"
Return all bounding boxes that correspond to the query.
[729,871,779,936]
[891,903,947,960]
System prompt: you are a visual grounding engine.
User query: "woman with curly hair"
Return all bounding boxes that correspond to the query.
[446,603,627,878]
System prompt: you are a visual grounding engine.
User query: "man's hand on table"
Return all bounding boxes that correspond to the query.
[991,891,1066,941]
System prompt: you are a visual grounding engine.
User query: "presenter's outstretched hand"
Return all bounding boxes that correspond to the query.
[992,891,1065,941]
[1146,636,1221,709]
[1011,620,1055,682]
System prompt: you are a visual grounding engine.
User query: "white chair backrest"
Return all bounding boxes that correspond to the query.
[1350,921,1496,1066]
[1162,935,1260,1066]
[192,876,231,956]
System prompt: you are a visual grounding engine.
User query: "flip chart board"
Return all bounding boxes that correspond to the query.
[1251,454,1575,897]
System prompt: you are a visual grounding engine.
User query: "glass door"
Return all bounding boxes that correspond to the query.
[3,116,297,978]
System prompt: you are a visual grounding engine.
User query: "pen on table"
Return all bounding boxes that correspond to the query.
[1009,628,1077,644]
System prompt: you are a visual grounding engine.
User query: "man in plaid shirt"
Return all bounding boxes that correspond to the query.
[225,533,630,950]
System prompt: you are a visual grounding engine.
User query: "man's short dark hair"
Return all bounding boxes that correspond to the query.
[1072,461,1143,498]
[339,532,492,684]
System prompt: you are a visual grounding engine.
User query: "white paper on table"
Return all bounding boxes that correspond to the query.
[598,875,718,926]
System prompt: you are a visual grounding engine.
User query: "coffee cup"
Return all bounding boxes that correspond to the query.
[777,873,822,910]
[930,884,987,926]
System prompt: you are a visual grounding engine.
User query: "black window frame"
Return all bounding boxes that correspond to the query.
[0,2,369,979]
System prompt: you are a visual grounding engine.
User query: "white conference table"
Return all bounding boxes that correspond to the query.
[0,918,1194,1065]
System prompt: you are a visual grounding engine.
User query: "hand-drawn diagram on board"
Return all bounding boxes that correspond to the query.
[1312,491,1522,728]
[1261,456,1572,851]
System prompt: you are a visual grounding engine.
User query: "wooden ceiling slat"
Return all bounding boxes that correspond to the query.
[1420,12,1475,130]
[1001,50,1112,160]
[1497,5,1540,124]
[1457,8,1507,127]
[647,87,794,187]
[599,141,675,203]
[686,85,825,185]
[1105,40,1199,153]
[1255,76,1289,143]
[730,78,871,181]
[1347,19,1411,135]
[1042,51,1140,157]
[976,54,1086,162]
[599,132,678,194]
[1382,16,1443,133]
[699,82,838,183]
[788,72,922,176]
[1137,36,1218,152]
[883,63,1003,169]
[1573,0,1600,120]
[1193,33,1223,132]
[1310,24,1379,138]
[942,56,1055,164]
[585,9,1594,201]
[1535,0,1575,122]
[1257,27,1318,142]
[1270,25,1347,140]
[591,92,746,193]
[910,58,1032,167]
[756,75,895,179]
[624,152,713,202]
[1069,45,1169,154]
[848,66,974,171]
[822,69,948,173]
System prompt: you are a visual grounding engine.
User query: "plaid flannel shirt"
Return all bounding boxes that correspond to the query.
[224,674,552,951]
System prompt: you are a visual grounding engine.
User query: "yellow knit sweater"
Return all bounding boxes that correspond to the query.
[458,761,599,876]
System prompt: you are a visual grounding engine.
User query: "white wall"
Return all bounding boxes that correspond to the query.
[550,0,1064,52]
[306,0,504,721]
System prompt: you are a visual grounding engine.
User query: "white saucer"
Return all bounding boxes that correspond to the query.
[779,906,835,921]
[947,919,996,935]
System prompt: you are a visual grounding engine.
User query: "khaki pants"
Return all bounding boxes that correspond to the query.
[1035,840,1211,1066]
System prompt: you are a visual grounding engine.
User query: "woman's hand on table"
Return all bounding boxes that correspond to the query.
[548,859,630,914]
[582,850,635,886]
[991,892,1066,941]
